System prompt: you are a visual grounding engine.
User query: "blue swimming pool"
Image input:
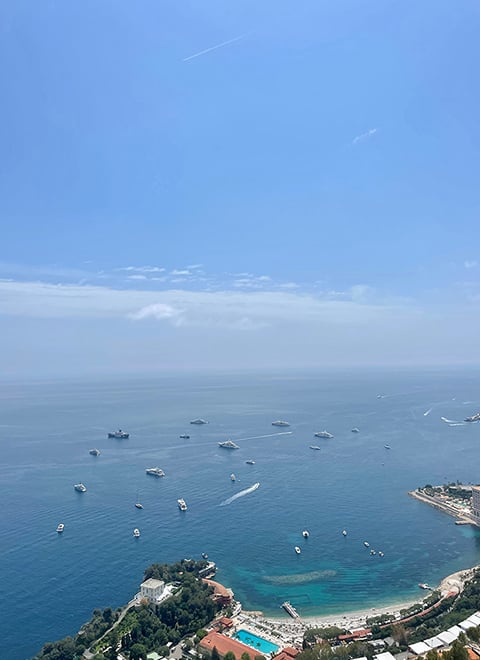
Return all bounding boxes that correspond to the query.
[234,629,280,654]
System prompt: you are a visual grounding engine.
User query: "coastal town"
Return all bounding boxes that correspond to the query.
[409,483,480,527]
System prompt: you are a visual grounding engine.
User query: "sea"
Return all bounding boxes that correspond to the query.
[2,367,480,660]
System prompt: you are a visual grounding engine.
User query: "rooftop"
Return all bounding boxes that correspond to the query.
[199,631,257,659]
[141,578,165,589]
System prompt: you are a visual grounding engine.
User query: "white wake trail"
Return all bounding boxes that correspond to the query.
[441,416,462,424]
[423,408,432,416]
[220,482,260,506]
[240,431,293,441]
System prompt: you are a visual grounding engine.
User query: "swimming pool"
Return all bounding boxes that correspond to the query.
[234,629,280,654]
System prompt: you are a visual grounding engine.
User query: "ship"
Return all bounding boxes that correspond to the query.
[89,448,100,456]
[179,434,190,439]
[418,583,432,590]
[314,431,334,438]
[178,498,187,511]
[190,419,208,425]
[108,429,129,439]
[145,467,165,477]
[351,428,360,433]
[282,601,300,618]
[309,445,321,450]
[56,523,64,533]
[465,413,480,422]
[133,528,140,538]
[218,440,240,449]
[246,459,255,465]
[302,530,310,538]
[230,473,236,481]
[74,483,87,492]
[272,420,290,427]
[294,546,301,554]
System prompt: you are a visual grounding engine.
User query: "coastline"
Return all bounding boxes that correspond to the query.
[242,566,479,633]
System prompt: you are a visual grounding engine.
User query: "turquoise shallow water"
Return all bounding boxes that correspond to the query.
[1,368,480,659]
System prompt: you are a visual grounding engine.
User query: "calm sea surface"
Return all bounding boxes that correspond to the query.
[2,368,480,659]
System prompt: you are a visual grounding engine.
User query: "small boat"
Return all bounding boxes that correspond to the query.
[74,483,87,492]
[246,459,255,465]
[294,546,301,554]
[135,491,143,509]
[145,467,165,477]
[201,552,209,559]
[230,473,236,481]
[378,551,384,557]
[363,541,370,548]
[302,530,310,538]
[418,583,431,590]
[314,430,334,438]
[177,498,187,511]
[89,448,100,456]
[56,523,64,533]
[218,440,240,449]
[342,529,347,536]
[179,434,190,439]
[133,528,140,538]
[309,445,321,451]
[190,418,208,425]
[272,420,290,427]
[370,549,376,555]
[108,429,129,439]
[384,445,391,449]
[351,428,360,433]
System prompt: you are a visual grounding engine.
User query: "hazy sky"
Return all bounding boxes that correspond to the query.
[1,0,479,376]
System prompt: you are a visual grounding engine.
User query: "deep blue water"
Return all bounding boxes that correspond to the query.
[1,368,480,659]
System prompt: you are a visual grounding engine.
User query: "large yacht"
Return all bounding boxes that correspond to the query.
[218,440,239,449]
[89,448,100,456]
[190,418,208,425]
[177,498,187,511]
[74,483,87,492]
[272,420,290,427]
[145,467,165,477]
[314,430,334,438]
[465,413,480,422]
[56,523,64,533]
[108,429,129,439]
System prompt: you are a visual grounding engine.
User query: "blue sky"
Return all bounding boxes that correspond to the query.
[1,0,479,375]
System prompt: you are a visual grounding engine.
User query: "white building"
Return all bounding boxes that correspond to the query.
[140,578,165,603]
[471,486,480,521]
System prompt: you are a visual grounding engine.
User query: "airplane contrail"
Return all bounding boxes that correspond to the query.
[183,33,247,62]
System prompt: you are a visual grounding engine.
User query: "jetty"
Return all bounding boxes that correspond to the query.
[282,601,300,618]
[408,485,480,527]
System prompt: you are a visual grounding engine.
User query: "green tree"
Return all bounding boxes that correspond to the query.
[130,642,148,660]
[445,640,469,660]
[211,646,221,660]
[225,652,236,660]
[241,652,251,660]
[426,650,440,660]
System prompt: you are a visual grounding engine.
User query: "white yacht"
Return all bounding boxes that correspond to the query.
[145,467,165,477]
[190,418,208,425]
[309,445,321,450]
[246,459,255,465]
[89,448,100,456]
[179,434,190,439]
[363,541,370,547]
[74,483,87,492]
[272,420,290,427]
[230,473,236,481]
[133,528,140,538]
[56,523,64,533]
[351,428,360,433]
[342,529,347,536]
[314,431,334,438]
[218,440,239,449]
[294,546,301,554]
[177,498,187,511]
[108,429,129,438]
[384,445,391,449]
[378,551,384,557]
[302,530,310,538]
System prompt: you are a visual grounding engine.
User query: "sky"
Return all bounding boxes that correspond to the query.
[0,0,479,376]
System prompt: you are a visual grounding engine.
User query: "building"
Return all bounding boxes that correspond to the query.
[199,631,256,659]
[202,578,234,606]
[273,647,300,660]
[140,578,165,603]
[471,486,480,521]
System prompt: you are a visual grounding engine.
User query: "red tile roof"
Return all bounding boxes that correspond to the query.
[199,632,255,659]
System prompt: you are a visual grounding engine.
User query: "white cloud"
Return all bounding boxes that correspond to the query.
[171,269,192,276]
[352,128,378,145]
[127,274,148,280]
[117,265,165,273]
[129,303,181,321]
[464,260,478,269]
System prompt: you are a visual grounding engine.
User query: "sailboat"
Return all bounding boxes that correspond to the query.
[135,490,143,509]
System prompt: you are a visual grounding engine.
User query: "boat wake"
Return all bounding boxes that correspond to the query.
[423,408,432,416]
[449,423,465,427]
[240,432,293,441]
[441,416,462,424]
[220,482,260,506]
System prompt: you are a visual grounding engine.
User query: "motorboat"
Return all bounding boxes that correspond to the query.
[342,529,347,536]
[418,583,431,590]
[179,434,190,439]
[74,483,87,492]
[230,473,236,481]
[145,467,165,477]
[384,445,391,449]
[56,523,64,533]
[246,459,255,465]
[135,491,143,509]
[177,498,187,511]
[294,546,301,554]
[363,541,370,547]
[190,419,208,425]
[133,528,140,538]
[465,413,480,422]
[89,448,100,456]
[370,549,376,555]
[272,420,290,427]
[314,430,334,438]
[309,445,321,450]
[351,428,360,433]
[218,440,239,449]
[201,552,208,559]
[302,530,310,538]
[108,429,129,439]
[378,551,384,557]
